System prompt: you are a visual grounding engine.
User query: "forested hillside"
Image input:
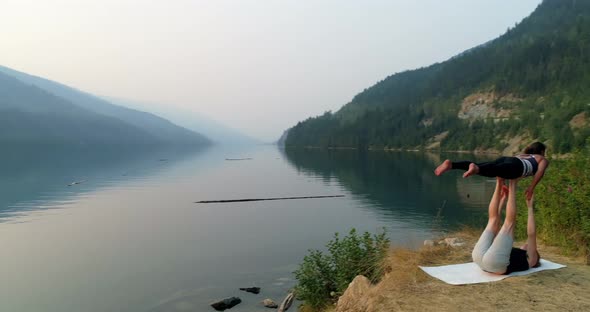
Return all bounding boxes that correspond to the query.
[285,0,590,153]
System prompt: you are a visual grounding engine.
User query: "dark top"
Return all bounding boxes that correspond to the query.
[518,154,539,177]
[527,155,539,174]
[504,247,530,274]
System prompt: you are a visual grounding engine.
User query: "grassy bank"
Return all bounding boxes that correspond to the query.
[329,229,590,312]
[296,228,590,311]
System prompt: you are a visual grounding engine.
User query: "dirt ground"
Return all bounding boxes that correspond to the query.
[334,230,590,312]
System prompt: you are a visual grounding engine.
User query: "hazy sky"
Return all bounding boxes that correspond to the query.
[2,0,542,141]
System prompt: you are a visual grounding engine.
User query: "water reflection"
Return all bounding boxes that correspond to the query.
[0,145,498,312]
[282,148,496,228]
[0,144,207,221]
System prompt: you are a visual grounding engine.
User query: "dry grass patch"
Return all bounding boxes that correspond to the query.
[334,229,590,312]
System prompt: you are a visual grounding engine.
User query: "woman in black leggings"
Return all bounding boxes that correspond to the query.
[434,142,549,199]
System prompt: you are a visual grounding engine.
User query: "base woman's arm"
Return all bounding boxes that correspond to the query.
[526,157,549,200]
[525,195,540,268]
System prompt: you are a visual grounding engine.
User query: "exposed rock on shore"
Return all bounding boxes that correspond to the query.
[262,298,278,308]
[239,287,260,294]
[210,297,241,311]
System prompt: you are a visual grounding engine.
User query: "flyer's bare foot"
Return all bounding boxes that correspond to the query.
[434,160,452,176]
[502,185,509,197]
[462,163,479,178]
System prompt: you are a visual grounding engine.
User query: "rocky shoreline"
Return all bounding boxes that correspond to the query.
[210,288,294,311]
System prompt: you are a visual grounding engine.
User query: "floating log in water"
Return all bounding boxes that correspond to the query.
[277,293,294,312]
[225,158,253,161]
[195,195,344,204]
[68,180,87,187]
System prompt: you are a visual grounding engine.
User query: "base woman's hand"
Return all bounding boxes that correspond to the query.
[525,186,534,200]
[526,192,535,208]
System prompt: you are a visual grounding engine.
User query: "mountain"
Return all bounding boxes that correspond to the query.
[284,0,590,154]
[0,65,210,146]
[102,97,260,146]
[0,71,160,145]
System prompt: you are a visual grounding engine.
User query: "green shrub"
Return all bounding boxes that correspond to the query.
[294,228,390,310]
[515,146,590,256]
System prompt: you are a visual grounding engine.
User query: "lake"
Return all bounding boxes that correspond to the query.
[0,145,496,312]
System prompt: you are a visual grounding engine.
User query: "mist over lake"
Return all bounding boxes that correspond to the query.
[0,145,494,312]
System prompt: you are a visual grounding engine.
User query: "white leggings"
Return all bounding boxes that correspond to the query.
[472,229,513,274]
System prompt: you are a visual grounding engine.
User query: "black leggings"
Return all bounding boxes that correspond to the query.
[452,157,523,179]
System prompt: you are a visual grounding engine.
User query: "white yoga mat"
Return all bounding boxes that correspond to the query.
[419,259,566,285]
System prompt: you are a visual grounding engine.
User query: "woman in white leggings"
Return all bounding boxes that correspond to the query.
[472,177,541,274]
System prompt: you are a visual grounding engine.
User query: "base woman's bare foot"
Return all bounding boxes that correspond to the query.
[462,163,479,178]
[434,160,452,176]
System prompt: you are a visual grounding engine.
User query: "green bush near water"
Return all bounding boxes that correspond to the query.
[293,228,390,310]
[515,145,590,257]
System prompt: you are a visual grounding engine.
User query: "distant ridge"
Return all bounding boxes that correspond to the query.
[102,96,260,146]
[0,71,158,146]
[0,65,210,146]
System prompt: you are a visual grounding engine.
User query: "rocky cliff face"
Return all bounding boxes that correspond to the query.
[422,91,532,154]
[457,91,520,122]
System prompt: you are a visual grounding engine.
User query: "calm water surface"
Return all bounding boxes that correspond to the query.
[0,145,495,312]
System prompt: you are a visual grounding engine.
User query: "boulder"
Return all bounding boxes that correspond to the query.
[239,287,261,294]
[423,240,435,247]
[335,275,371,312]
[210,297,241,311]
[444,237,465,247]
[262,298,278,308]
